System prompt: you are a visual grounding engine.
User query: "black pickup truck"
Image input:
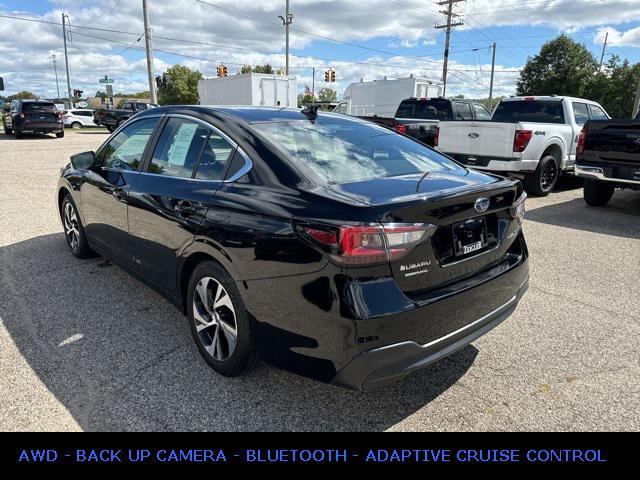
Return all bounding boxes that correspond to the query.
[575,112,640,206]
[358,97,491,146]
[93,101,157,132]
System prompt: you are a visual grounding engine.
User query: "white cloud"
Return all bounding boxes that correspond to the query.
[595,26,640,48]
[0,0,638,99]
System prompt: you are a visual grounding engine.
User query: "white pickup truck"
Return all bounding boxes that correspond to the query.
[435,96,610,196]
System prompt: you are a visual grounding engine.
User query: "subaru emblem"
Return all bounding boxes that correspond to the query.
[468,132,479,138]
[474,197,490,213]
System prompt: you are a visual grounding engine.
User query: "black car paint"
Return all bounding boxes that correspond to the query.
[3,99,63,135]
[57,106,529,389]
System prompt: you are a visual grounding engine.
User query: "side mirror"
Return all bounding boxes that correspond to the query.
[70,151,96,170]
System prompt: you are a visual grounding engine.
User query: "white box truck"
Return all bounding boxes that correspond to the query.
[197,73,298,108]
[334,76,443,117]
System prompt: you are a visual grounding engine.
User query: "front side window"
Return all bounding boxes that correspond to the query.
[473,103,491,120]
[149,118,209,178]
[98,117,158,170]
[253,117,464,184]
[335,103,348,114]
[195,132,236,180]
[572,102,590,125]
[453,102,473,120]
[588,105,608,120]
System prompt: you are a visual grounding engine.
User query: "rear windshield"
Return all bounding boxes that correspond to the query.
[22,102,57,112]
[492,100,565,124]
[395,99,452,120]
[252,117,464,184]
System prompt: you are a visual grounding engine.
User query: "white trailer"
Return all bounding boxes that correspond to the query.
[197,73,298,108]
[334,76,443,117]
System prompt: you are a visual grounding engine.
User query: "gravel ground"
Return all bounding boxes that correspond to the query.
[0,131,638,432]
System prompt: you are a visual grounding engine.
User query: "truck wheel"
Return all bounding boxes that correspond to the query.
[106,126,115,133]
[524,155,558,196]
[4,124,12,135]
[584,179,614,207]
[14,129,23,139]
[56,130,65,138]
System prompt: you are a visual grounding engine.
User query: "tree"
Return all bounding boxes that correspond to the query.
[157,65,203,105]
[318,88,337,103]
[297,93,314,107]
[95,91,108,99]
[516,35,597,97]
[239,64,274,74]
[585,55,640,119]
[6,91,38,101]
[475,96,506,111]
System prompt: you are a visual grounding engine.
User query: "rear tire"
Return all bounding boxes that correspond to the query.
[61,194,94,259]
[584,179,614,207]
[71,122,82,129]
[56,130,65,138]
[187,261,258,377]
[524,155,559,196]
[3,123,12,135]
[106,125,115,133]
[14,129,22,139]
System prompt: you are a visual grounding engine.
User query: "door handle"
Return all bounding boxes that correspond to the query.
[175,201,197,217]
[112,188,126,201]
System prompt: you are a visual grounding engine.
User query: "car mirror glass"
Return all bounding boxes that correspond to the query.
[70,151,96,170]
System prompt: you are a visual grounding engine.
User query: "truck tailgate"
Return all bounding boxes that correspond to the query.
[438,121,516,158]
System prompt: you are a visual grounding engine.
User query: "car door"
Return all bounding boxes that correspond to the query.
[80,116,160,263]
[126,115,238,295]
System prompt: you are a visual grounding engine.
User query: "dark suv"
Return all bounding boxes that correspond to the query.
[2,99,64,138]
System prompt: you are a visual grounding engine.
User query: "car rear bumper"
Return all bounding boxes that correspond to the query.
[331,276,528,391]
[18,122,63,132]
[575,163,640,185]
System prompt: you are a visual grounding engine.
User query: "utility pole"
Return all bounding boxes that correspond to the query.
[278,1,293,76]
[434,0,465,98]
[142,0,157,104]
[598,32,609,72]
[312,67,316,105]
[61,13,73,108]
[488,43,496,112]
[52,54,61,101]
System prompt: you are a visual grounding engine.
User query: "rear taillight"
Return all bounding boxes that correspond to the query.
[511,192,527,224]
[576,127,587,155]
[19,113,25,119]
[395,124,407,134]
[302,224,433,265]
[513,129,532,153]
[56,112,62,119]
[434,126,440,147]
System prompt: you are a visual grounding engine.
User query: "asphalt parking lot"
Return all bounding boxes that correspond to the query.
[0,131,639,432]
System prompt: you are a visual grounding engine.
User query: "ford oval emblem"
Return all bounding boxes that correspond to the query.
[468,132,479,138]
[474,197,490,213]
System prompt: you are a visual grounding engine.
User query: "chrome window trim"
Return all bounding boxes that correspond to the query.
[140,113,253,183]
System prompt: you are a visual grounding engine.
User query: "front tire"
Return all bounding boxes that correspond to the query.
[3,123,12,135]
[71,122,82,129]
[61,194,94,258]
[187,261,258,377]
[584,179,614,207]
[106,125,115,133]
[524,155,559,196]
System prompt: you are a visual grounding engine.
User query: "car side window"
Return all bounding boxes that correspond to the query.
[195,131,236,181]
[588,105,608,120]
[453,102,473,120]
[473,103,491,120]
[572,102,590,125]
[98,117,158,171]
[149,118,209,178]
[335,103,348,114]
[124,103,132,110]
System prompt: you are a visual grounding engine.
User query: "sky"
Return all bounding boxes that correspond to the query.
[1,0,640,101]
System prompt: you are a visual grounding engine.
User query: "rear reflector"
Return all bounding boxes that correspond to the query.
[434,126,440,147]
[513,129,533,153]
[395,124,407,134]
[302,223,433,265]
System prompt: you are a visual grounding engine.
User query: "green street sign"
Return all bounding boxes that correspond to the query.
[99,75,114,84]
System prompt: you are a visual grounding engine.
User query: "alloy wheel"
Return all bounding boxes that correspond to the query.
[72,122,82,129]
[192,277,238,361]
[540,161,558,191]
[63,202,80,252]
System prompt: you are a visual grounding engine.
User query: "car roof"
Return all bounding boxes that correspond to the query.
[138,105,355,125]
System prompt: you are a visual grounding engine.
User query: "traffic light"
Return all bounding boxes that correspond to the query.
[217,65,228,77]
[155,75,162,88]
[324,69,330,82]
[72,89,83,97]
[330,70,336,83]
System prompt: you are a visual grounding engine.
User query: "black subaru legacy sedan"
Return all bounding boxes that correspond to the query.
[56,106,529,391]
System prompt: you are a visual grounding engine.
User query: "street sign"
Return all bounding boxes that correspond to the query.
[106,85,113,96]
[99,75,114,84]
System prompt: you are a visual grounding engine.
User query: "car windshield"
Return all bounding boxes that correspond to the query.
[23,102,56,112]
[252,117,464,184]
[492,100,565,124]
[395,99,452,120]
